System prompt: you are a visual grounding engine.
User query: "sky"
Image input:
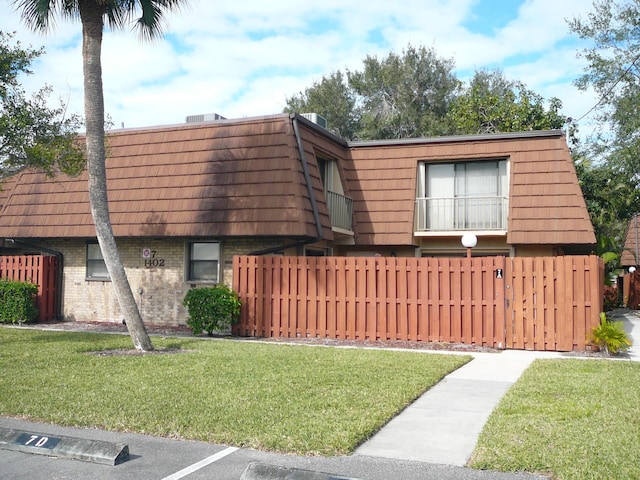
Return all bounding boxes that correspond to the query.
[0,0,599,136]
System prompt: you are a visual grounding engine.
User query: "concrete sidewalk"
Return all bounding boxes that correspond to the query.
[355,350,560,466]
[356,310,640,467]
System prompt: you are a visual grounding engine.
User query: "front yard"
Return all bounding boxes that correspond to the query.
[3,326,639,479]
[471,358,640,479]
[0,327,468,455]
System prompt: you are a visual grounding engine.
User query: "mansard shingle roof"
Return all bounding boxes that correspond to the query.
[0,116,595,251]
[0,114,334,240]
[347,130,595,247]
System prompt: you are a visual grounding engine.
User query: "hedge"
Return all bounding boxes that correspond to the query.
[0,278,39,324]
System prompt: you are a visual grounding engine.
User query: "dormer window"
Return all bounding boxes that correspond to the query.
[317,156,353,233]
[416,159,508,232]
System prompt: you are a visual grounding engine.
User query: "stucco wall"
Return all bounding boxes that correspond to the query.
[42,237,280,326]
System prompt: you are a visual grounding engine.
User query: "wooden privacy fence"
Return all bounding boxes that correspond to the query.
[623,271,640,309]
[504,255,603,351]
[0,255,58,322]
[233,255,604,352]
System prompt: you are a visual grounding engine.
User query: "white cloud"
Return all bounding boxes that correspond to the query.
[1,0,599,136]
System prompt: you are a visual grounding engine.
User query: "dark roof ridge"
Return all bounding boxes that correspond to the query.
[103,113,292,135]
[347,129,565,148]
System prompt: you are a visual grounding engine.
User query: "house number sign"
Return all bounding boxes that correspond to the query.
[15,433,61,450]
[142,249,165,267]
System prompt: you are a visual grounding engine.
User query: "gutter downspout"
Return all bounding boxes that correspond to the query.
[249,115,324,255]
[7,239,64,320]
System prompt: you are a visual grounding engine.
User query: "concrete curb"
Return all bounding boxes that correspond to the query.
[0,426,129,465]
[240,462,363,480]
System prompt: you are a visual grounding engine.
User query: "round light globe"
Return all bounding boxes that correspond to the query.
[461,234,478,249]
[630,266,637,273]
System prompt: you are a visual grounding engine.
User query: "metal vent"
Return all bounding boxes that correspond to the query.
[185,113,227,123]
[301,113,327,129]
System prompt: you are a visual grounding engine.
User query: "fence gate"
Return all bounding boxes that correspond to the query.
[504,256,603,351]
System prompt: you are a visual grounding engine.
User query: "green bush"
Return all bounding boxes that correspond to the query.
[183,284,241,335]
[0,278,39,324]
[589,312,632,355]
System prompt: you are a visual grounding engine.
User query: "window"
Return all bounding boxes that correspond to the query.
[304,247,332,256]
[187,242,220,282]
[317,155,354,231]
[417,159,508,231]
[86,242,109,280]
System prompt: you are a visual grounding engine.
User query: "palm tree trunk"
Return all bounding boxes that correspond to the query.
[79,3,153,351]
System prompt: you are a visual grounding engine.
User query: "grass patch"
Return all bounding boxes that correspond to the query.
[471,359,640,479]
[0,327,469,455]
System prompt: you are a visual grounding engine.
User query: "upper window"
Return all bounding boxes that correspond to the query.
[187,242,220,282]
[317,155,353,232]
[416,159,508,231]
[86,242,109,280]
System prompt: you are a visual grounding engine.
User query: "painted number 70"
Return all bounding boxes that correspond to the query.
[24,435,49,447]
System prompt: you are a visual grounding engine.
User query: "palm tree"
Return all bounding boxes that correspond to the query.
[13,0,189,351]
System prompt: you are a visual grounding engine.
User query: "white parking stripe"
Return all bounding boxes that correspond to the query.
[160,446,239,480]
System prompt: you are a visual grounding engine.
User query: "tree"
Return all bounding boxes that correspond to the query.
[13,0,189,352]
[1,31,83,179]
[449,69,566,135]
[284,71,360,140]
[285,46,567,142]
[568,0,640,258]
[348,45,460,139]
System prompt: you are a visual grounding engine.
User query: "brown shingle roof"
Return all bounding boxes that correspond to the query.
[0,114,333,240]
[0,117,594,251]
[347,131,595,247]
[621,213,640,266]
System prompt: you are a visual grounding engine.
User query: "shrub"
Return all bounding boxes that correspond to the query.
[0,278,39,324]
[183,284,241,335]
[589,312,632,355]
[603,285,621,311]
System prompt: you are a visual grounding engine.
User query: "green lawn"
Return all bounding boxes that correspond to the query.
[471,358,640,479]
[0,327,469,455]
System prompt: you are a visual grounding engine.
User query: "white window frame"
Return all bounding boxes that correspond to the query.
[186,241,221,283]
[417,159,508,232]
[86,242,109,281]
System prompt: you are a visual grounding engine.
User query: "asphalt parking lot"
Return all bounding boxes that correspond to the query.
[0,417,546,480]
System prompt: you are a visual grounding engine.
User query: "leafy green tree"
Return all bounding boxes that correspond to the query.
[449,69,566,135]
[574,151,639,254]
[284,44,460,140]
[13,0,189,352]
[568,0,640,259]
[348,45,460,139]
[285,47,567,142]
[285,71,360,140]
[0,31,83,179]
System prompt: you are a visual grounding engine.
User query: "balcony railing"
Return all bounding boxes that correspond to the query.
[415,196,508,231]
[326,190,353,231]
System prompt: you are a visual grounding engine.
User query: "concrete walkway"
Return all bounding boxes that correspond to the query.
[356,310,640,467]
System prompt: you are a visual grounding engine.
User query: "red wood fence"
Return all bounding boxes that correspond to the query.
[233,255,604,352]
[623,271,640,310]
[0,255,58,322]
[504,255,604,351]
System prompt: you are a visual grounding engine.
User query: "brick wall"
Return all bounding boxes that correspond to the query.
[42,237,280,326]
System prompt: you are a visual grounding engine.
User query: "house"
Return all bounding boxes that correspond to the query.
[0,113,595,326]
[621,213,639,269]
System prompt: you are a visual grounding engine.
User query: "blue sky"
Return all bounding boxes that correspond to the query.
[1,0,598,135]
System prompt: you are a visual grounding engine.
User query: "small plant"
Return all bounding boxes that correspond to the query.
[0,278,39,324]
[603,286,620,311]
[589,312,632,355]
[183,284,241,336]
